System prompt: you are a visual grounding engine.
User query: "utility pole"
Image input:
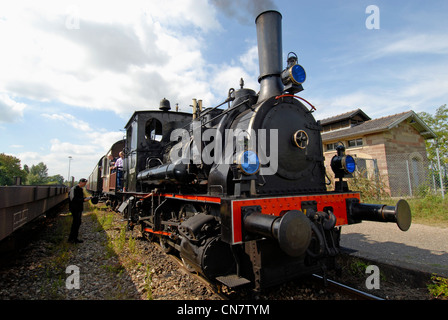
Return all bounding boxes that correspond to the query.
[68,156,73,186]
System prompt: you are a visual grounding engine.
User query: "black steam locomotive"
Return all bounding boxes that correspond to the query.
[87,10,411,291]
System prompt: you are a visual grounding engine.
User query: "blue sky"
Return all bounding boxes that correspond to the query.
[0,0,447,181]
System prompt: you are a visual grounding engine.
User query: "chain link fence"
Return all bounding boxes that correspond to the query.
[350,152,446,200]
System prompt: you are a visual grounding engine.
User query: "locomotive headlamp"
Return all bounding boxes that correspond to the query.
[343,156,356,173]
[281,52,306,94]
[331,144,356,178]
[288,64,306,85]
[238,150,260,175]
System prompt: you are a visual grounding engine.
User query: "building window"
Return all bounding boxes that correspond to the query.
[348,138,363,148]
[326,143,337,151]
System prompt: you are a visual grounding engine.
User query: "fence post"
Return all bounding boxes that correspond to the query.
[432,163,437,191]
[372,159,379,199]
[436,147,445,199]
[406,160,413,197]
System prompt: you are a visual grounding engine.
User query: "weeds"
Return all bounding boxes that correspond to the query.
[428,274,448,299]
[95,211,115,231]
[144,265,154,300]
[89,205,153,299]
[128,234,136,254]
[347,258,386,281]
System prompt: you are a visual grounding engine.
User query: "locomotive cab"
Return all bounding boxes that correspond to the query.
[123,106,191,192]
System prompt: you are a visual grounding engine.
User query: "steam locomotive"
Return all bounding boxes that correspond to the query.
[87,10,411,291]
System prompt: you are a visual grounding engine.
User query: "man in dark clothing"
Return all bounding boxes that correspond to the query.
[68,178,91,244]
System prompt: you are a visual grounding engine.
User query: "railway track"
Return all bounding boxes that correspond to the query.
[311,274,384,300]
[155,239,385,300]
[153,242,229,300]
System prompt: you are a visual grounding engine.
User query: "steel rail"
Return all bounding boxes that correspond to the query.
[312,274,385,300]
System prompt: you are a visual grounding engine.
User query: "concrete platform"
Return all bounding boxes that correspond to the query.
[340,221,448,277]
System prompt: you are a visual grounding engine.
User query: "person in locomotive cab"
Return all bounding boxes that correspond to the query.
[114,151,124,191]
[68,178,92,244]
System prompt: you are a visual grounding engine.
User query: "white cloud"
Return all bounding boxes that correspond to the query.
[372,33,448,58]
[18,112,124,179]
[0,93,27,123]
[49,138,96,155]
[42,113,91,131]
[0,1,270,180]
[0,1,224,116]
[239,45,259,76]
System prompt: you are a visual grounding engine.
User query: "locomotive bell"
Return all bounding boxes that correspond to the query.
[159,98,171,111]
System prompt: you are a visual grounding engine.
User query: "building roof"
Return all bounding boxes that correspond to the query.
[320,108,371,125]
[320,109,437,142]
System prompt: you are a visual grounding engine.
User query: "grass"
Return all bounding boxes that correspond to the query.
[33,213,77,298]
[89,204,153,299]
[428,274,448,299]
[26,203,150,299]
[347,258,386,282]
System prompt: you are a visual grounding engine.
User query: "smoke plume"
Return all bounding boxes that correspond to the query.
[210,0,278,25]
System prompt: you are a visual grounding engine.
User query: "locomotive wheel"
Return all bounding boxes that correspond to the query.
[159,236,174,253]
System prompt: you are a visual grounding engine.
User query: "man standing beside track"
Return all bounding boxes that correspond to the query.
[68,178,91,244]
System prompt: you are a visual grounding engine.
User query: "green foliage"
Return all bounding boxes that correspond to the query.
[27,162,49,185]
[348,259,370,277]
[348,168,391,200]
[0,153,27,185]
[428,274,448,299]
[0,153,65,186]
[418,104,448,165]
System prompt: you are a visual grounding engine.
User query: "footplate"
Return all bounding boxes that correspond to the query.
[216,274,251,288]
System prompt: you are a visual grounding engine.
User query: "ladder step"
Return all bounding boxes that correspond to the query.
[216,274,251,288]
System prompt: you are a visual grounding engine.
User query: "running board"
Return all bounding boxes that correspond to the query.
[216,274,251,288]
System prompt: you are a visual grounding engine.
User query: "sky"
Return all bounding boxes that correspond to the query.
[0,0,447,181]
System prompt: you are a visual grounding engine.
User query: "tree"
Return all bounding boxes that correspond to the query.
[47,174,65,185]
[27,162,49,185]
[418,104,448,165]
[418,105,448,189]
[0,153,27,185]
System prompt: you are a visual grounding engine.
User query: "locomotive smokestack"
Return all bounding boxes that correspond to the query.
[255,10,284,102]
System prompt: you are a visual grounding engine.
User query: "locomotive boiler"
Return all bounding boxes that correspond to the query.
[91,10,412,291]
